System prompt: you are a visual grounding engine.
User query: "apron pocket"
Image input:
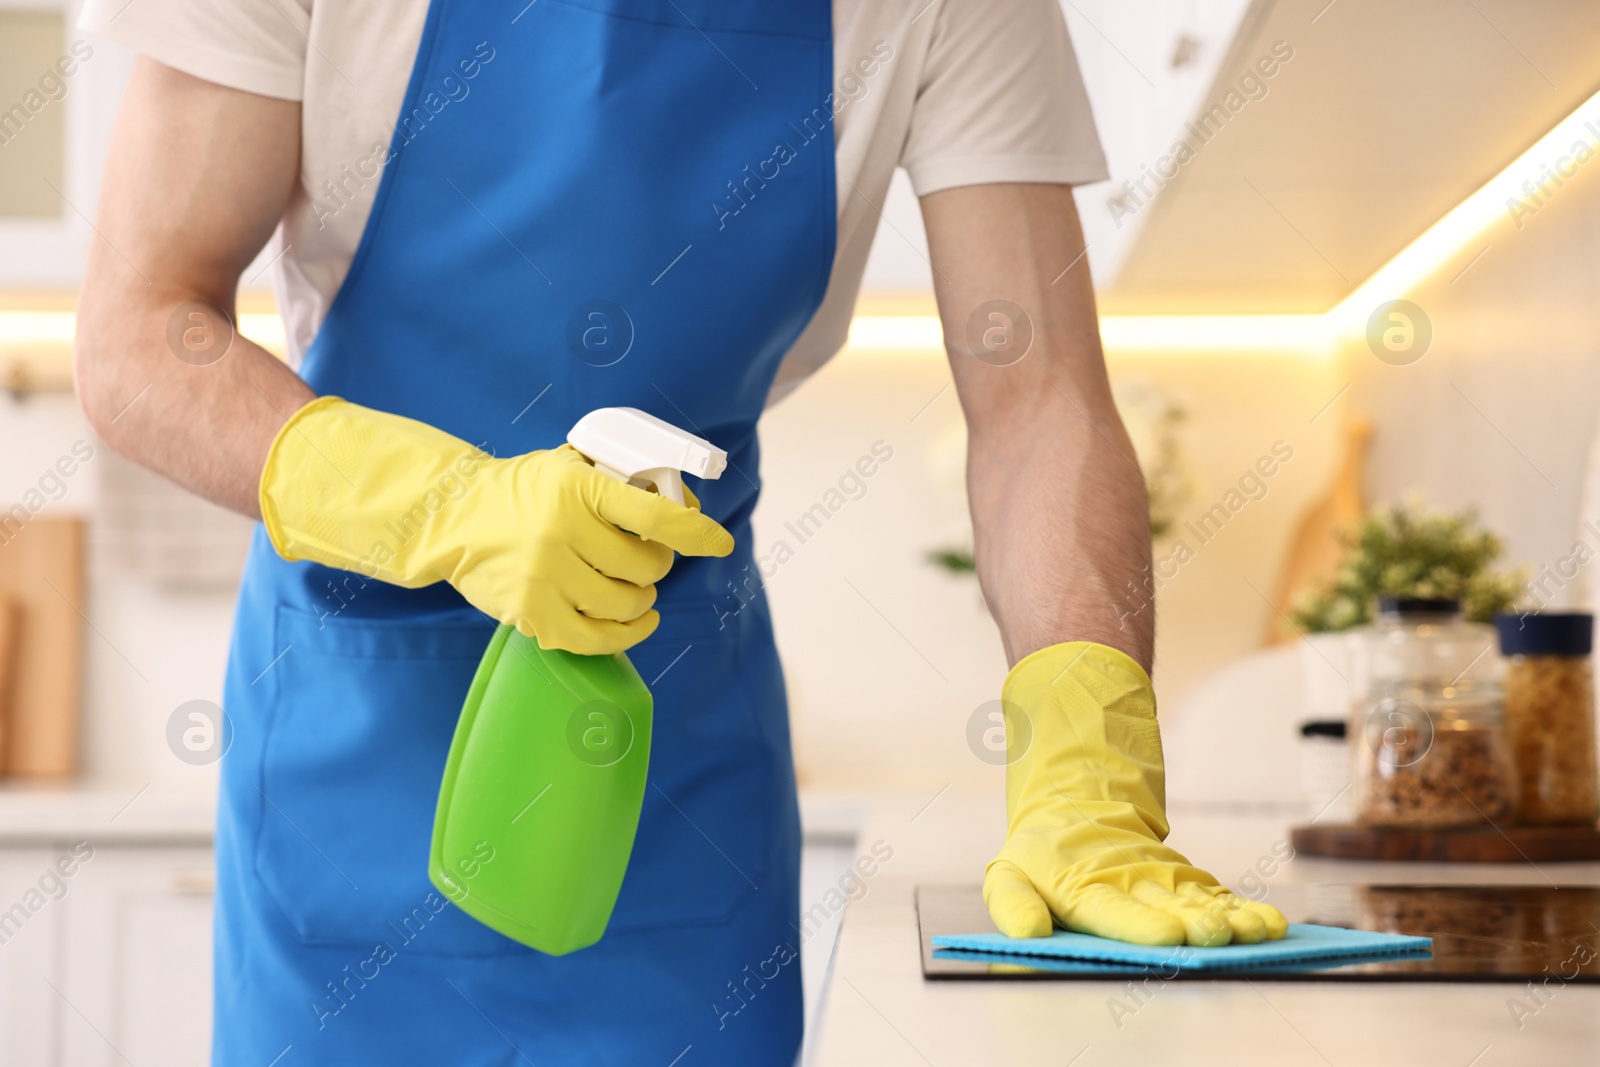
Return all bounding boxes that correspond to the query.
[254,604,526,956]
[603,606,783,934]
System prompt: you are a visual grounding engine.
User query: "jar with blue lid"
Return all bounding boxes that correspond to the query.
[1495,612,1598,826]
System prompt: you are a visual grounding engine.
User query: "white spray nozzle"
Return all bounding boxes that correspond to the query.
[567,407,727,505]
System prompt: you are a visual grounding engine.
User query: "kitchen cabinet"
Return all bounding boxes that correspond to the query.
[0,786,217,1067]
[58,846,215,1067]
[0,847,64,1067]
[0,842,214,1067]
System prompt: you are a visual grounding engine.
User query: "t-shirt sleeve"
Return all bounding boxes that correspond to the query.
[900,0,1109,196]
[78,0,309,101]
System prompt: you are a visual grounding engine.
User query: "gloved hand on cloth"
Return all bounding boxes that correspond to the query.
[258,397,733,654]
[985,641,1289,947]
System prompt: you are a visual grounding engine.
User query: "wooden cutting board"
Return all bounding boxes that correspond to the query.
[0,515,84,777]
[0,595,17,764]
[1265,416,1372,644]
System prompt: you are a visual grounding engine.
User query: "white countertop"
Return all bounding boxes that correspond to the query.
[809,787,1600,1067]
[0,781,216,845]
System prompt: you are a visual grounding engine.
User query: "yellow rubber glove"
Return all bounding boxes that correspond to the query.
[259,396,733,654]
[985,642,1289,947]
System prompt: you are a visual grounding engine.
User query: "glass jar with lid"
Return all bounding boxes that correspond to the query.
[1354,597,1517,827]
[1495,612,1599,825]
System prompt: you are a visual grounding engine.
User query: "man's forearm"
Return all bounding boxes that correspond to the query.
[78,294,312,519]
[922,183,1154,671]
[965,380,1153,670]
[75,59,310,519]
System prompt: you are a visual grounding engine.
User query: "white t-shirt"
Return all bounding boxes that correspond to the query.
[80,0,1107,403]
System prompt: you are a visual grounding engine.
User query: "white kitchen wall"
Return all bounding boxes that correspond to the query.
[1346,156,1600,603]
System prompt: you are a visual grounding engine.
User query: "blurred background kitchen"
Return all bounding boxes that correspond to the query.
[4,0,1600,1062]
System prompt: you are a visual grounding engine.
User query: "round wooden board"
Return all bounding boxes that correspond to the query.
[1291,822,1600,862]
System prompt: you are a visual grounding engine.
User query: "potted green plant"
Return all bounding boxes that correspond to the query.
[1290,501,1525,633]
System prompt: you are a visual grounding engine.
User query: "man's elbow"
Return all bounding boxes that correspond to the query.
[72,289,141,442]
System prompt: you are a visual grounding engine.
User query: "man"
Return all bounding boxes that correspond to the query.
[75,0,1286,1062]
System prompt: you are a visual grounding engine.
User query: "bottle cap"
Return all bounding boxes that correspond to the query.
[1377,596,1461,616]
[1494,612,1594,657]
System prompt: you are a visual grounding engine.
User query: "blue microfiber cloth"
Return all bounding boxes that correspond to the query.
[931,923,1431,971]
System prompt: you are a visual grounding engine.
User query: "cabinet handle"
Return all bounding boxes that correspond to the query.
[169,870,216,895]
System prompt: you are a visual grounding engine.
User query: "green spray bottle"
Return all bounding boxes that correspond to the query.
[429,408,727,955]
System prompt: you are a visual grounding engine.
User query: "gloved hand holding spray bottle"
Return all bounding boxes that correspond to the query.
[261,398,729,955]
[430,407,729,954]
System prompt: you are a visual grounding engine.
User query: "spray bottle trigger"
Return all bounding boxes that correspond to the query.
[638,468,685,505]
[590,462,685,505]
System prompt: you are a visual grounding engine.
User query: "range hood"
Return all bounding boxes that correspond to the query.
[1094,0,1600,314]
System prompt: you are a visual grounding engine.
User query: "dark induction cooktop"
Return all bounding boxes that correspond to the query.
[918,884,1600,983]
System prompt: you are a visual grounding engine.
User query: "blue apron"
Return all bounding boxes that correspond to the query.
[214,0,835,1061]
